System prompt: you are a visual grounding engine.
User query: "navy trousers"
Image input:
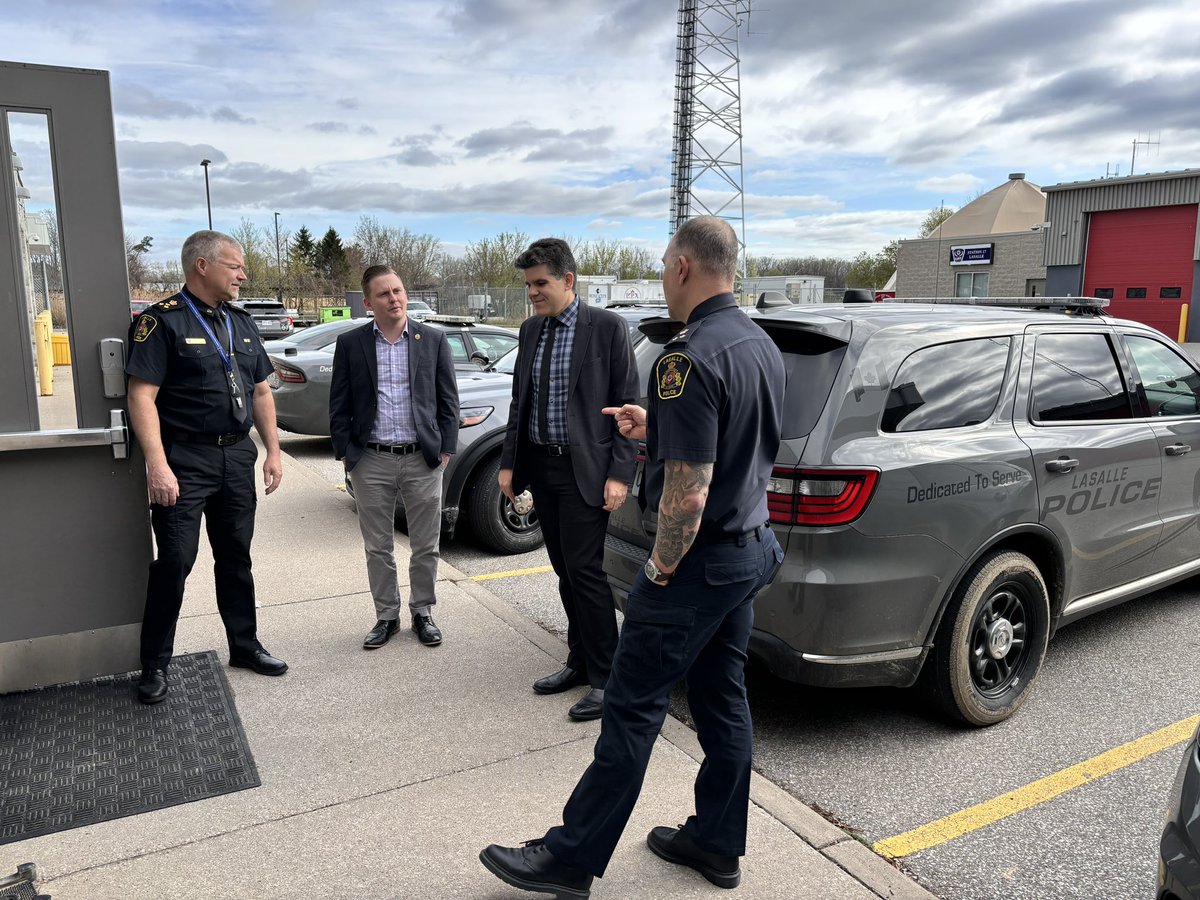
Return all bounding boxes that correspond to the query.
[543,528,783,877]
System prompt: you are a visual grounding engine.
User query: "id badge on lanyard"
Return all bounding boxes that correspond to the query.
[181,289,244,411]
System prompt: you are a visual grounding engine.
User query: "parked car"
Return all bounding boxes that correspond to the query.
[268,319,518,436]
[343,305,675,554]
[235,298,293,340]
[603,296,1200,726]
[262,317,369,354]
[130,299,155,318]
[407,299,434,322]
[1160,719,1200,899]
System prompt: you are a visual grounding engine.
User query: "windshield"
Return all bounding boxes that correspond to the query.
[409,300,432,311]
[284,319,361,349]
[494,345,518,375]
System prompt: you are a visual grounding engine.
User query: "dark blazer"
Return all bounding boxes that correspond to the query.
[501,301,639,507]
[329,320,459,472]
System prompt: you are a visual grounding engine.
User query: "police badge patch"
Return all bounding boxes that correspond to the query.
[657,352,692,400]
[133,314,157,342]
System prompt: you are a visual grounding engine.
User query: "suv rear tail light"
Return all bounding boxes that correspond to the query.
[767,467,879,526]
[273,363,306,384]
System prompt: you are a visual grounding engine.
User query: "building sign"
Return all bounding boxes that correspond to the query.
[949,243,994,266]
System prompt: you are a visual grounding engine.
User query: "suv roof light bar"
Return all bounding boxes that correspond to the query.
[883,296,1109,314]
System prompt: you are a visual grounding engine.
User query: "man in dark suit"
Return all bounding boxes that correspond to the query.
[500,238,638,721]
[330,265,459,649]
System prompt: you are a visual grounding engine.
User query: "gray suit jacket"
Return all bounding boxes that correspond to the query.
[329,320,459,471]
[501,301,638,506]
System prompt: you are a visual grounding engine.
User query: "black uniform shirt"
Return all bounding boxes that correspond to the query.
[645,292,786,536]
[125,291,271,434]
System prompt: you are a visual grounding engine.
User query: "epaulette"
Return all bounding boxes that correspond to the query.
[152,297,182,311]
[225,303,252,316]
[666,316,708,348]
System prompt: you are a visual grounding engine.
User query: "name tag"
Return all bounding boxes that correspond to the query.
[243,338,252,343]
[186,338,207,345]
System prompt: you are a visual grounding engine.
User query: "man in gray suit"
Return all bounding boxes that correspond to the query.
[500,239,639,721]
[330,265,459,649]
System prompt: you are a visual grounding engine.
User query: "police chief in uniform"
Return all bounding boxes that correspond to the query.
[126,230,288,706]
[481,216,786,897]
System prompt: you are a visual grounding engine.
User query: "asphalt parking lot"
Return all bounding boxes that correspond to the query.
[280,430,1199,900]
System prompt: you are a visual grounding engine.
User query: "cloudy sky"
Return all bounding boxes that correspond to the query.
[5,0,1199,266]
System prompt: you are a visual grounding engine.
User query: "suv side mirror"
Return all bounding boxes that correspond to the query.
[470,351,490,368]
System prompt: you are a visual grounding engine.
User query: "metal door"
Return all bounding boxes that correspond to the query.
[0,61,151,692]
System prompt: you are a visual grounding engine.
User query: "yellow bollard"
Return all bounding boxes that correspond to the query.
[34,311,53,396]
[1179,304,1190,344]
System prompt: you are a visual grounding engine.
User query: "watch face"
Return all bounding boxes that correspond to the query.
[644,558,658,581]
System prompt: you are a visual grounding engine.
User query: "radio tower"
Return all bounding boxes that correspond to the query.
[670,0,751,276]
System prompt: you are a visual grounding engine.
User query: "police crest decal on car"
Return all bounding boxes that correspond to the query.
[657,352,692,400]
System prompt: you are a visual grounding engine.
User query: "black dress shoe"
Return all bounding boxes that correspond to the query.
[647,825,741,888]
[363,618,399,649]
[568,688,604,722]
[411,612,442,646]
[137,668,168,705]
[533,665,588,695]
[229,648,289,676]
[479,840,592,899]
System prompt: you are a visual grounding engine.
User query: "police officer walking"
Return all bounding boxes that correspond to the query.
[126,230,288,705]
[480,216,786,897]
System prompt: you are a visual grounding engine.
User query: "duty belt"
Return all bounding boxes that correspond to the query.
[166,428,248,446]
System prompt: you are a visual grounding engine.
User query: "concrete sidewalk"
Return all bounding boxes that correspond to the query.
[12,450,936,899]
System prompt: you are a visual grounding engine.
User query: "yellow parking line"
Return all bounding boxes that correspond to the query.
[471,565,555,582]
[873,713,1200,859]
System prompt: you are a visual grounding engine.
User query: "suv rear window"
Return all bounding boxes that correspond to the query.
[1031,332,1132,422]
[774,329,847,440]
[882,337,1011,432]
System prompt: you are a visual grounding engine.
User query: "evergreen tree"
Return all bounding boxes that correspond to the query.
[291,226,317,268]
[315,227,350,289]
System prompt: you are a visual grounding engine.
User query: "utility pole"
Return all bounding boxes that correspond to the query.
[274,212,282,303]
[200,159,212,229]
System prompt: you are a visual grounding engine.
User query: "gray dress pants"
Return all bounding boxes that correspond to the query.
[352,447,443,620]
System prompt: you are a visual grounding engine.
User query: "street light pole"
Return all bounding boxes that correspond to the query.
[274,212,283,303]
[200,159,212,229]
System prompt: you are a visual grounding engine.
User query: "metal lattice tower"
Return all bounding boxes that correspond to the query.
[670,0,750,270]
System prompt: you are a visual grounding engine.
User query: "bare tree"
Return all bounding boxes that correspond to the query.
[461,230,529,287]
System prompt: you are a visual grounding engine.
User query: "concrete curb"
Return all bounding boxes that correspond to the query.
[456,576,938,899]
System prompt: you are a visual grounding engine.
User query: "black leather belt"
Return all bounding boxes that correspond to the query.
[531,443,571,457]
[696,524,767,545]
[367,441,420,455]
[166,428,248,446]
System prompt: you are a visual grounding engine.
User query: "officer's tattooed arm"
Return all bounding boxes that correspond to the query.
[653,459,713,572]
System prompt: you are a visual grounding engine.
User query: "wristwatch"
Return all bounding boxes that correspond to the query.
[644,556,671,584]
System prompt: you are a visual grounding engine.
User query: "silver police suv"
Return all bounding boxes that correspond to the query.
[604,297,1200,726]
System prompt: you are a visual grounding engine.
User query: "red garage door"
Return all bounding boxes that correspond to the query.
[1084,204,1197,338]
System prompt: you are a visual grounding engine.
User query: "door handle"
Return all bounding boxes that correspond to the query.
[1165,443,1192,456]
[1044,457,1079,473]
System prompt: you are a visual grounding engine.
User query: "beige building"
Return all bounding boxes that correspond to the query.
[896,173,1048,298]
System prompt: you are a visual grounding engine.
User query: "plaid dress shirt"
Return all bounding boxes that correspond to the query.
[369,323,418,445]
[528,297,579,445]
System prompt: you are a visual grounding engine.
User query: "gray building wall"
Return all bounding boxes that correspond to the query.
[1043,170,1200,267]
[896,230,1046,298]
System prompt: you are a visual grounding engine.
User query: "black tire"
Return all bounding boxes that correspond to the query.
[924,550,1050,727]
[466,456,543,554]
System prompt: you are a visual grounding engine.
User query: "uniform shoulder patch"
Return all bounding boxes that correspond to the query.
[133,314,158,342]
[657,352,692,400]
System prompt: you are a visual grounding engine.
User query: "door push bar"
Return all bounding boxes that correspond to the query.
[0,408,129,459]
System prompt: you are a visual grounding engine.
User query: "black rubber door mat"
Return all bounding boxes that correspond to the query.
[0,651,260,845]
